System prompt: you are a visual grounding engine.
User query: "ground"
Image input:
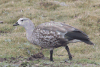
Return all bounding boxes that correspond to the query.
[0,0,100,67]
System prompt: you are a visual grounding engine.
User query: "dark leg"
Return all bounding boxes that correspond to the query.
[65,45,72,60]
[50,50,53,61]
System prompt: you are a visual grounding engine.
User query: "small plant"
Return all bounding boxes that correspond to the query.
[39,1,60,10]
[0,25,13,33]
[20,62,29,67]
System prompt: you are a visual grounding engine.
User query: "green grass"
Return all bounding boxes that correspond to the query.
[0,0,100,66]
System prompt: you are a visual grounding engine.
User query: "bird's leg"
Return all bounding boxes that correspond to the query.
[65,45,72,60]
[40,47,43,53]
[50,49,54,61]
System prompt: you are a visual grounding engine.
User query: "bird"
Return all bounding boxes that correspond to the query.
[13,18,95,61]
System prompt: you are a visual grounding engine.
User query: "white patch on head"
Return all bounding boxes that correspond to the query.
[17,18,24,25]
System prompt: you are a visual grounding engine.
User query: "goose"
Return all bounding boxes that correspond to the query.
[13,18,95,61]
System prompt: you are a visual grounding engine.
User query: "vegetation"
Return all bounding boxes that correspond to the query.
[0,0,100,66]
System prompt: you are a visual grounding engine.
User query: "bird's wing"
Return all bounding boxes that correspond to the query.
[34,21,94,45]
[36,21,88,37]
[42,22,89,39]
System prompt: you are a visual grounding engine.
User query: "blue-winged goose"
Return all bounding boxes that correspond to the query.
[13,18,95,61]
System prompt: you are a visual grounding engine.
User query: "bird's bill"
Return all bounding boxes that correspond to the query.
[13,22,19,26]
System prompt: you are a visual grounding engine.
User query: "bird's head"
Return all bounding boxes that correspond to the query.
[13,18,31,27]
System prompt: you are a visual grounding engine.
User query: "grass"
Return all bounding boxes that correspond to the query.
[0,0,100,66]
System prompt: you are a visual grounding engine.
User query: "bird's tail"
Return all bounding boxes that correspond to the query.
[81,40,95,45]
[65,30,95,45]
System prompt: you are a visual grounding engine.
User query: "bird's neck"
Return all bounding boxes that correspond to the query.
[26,27,34,36]
[25,24,35,42]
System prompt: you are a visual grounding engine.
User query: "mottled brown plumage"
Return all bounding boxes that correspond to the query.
[13,18,95,61]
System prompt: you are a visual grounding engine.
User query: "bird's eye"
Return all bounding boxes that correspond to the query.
[21,20,23,21]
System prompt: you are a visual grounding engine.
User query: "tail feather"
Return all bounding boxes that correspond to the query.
[81,40,95,45]
[65,30,95,45]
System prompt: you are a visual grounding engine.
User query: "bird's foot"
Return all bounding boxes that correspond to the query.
[69,56,72,60]
[50,59,54,62]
